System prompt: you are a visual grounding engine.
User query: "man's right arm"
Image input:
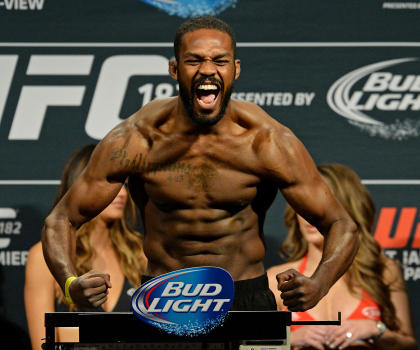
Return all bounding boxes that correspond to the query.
[41,123,143,307]
[254,120,358,311]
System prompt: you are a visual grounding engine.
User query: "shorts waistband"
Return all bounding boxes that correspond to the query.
[233,274,269,292]
[141,273,269,289]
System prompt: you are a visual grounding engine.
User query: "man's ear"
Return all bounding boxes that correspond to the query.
[234,59,241,80]
[169,60,178,81]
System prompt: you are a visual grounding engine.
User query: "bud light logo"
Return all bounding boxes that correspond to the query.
[140,0,238,18]
[131,267,234,336]
[327,58,420,140]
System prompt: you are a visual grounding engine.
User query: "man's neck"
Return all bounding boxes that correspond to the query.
[173,96,233,135]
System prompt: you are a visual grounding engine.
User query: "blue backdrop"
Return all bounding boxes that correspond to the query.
[0,0,419,342]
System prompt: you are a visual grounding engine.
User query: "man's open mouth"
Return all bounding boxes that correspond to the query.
[195,83,221,110]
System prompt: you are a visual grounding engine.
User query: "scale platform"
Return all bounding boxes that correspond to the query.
[44,311,341,350]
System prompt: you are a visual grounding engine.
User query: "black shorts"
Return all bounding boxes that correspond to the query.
[141,273,277,311]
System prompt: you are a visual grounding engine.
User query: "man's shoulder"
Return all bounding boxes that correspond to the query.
[101,97,177,146]
[232,99,299,156]
[231,99,294,137]
[131,97,177,126]
[231,99,276,123]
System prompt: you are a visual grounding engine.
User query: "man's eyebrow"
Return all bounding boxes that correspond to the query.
[213,53,231,60]
[183,52,231,60]
[183,52,203,59]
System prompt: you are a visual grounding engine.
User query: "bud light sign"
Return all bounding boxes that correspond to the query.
[131,267,234,336]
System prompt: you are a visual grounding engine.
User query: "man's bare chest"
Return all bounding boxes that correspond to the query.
[142,155,260,209]
[124,131,265,208]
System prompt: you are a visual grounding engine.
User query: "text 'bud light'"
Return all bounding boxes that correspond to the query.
[131,266,234,336]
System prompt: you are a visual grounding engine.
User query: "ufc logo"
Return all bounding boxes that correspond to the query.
[0,54,169,140]
[374,207,420,248]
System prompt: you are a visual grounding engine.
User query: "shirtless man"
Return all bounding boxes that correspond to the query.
[42,16,359,312]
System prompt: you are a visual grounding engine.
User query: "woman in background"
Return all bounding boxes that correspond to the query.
[24,144,147,350]
[268,163,416,350]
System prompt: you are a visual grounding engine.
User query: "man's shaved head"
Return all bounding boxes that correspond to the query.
[174,16,236,61]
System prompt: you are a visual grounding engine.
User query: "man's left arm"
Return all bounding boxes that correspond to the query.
[259,126,359,311]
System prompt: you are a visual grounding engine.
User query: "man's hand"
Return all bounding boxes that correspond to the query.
[68,270,112,308]
[276,269,325,312]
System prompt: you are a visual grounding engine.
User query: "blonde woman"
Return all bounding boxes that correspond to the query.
[267,163,416,350]
[24,145,147,349]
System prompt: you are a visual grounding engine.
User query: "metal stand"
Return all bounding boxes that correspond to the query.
[44,311,341,350]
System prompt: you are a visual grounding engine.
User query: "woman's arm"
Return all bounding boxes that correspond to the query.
[326,258,417,349]
[373,258,417,349]
[24,242,56,350]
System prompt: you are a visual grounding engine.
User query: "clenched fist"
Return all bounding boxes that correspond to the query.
[67,270,112,308]
[276,269,326,312]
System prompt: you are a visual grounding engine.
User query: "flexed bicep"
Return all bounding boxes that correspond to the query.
[272,131,352,237]
[41,144,129,292]
[63,127,145,227]
[261,124,358,310]
[63,171,125,228]
[259,126,343,232]
[42,119,148,293]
